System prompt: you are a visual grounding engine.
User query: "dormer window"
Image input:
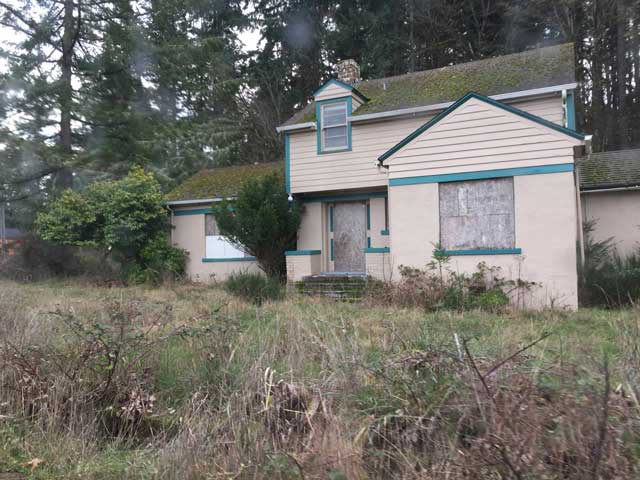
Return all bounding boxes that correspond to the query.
[317,98,352,154]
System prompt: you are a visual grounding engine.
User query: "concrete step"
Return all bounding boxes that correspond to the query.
[295,273,369,300]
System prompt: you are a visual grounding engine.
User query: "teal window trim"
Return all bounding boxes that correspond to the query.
[437,248,522,256]
[366,203,371,230]
[364,247,390,253]
[379,91,586,163]
[202,257,257,262]
[302,192,387,203]
[380,229,389,236]
[330,239,334,261]
[388,163,574,187]
[367,236,371,248]
[174,208,212,216]
[284,133,291,193]
[284,250,321,256]
[329,206,334,232]
[316,96,352,155]
[566,91,576,130]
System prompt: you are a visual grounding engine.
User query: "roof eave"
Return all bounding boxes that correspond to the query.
[166,197,235,206]
[378,90,586,164]
[277,83,578,133]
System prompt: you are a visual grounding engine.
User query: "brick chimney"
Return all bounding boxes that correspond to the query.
[336,59,360,85]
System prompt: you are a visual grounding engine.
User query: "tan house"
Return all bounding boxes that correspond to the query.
[166,163,281,282]
[579,149,640,256]
[167,44,596,308]
[279,44,590,308]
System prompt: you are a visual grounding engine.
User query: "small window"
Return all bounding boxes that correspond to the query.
[321,101,348,151]
[205,214,247,258]
[439,178,515,250]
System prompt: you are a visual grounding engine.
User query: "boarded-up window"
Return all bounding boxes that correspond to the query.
[439,178,515,250]
[204,214,247,258]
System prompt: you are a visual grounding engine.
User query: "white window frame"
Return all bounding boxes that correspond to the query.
[320,101,349,151]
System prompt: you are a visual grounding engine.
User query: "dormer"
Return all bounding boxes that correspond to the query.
[313,60,368,154]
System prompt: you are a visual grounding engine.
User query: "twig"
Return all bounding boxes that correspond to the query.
[484,332,552,377]
[591,354,611,480]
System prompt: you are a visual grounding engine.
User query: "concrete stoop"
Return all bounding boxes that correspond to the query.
[294,273,370,301]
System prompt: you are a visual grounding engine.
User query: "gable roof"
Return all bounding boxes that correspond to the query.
[378,91,585,163]
[313,79,368,103]
[579,149,640,191]
[282,43,575,127]
[166,162,284,202]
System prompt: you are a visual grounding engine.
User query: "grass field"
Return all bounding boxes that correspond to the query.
[0,279,639,479]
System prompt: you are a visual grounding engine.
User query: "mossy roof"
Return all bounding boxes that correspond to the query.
[578,149,640,190]
[166,162,284,201]
[283,43,575,126]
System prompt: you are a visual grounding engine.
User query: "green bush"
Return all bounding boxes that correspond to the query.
[126,234,187,285]
[225,272,284,305]
[579,221,640,307]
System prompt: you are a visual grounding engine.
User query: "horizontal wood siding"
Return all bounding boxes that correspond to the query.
[315,83,351,101]
[289,94,570,194]
[387,97,580,180]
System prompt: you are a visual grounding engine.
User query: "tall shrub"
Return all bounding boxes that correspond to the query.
[35,166,185,282]
[211,172,301,279]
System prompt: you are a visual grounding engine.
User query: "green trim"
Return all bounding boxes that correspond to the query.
[313,79,368,102]
[378,91,586,163]
[316,97,352,155]
[284,133,291,193]
[302,192,387,203]
[364,247,390,253]
[174,208,212,216]
[366,203,371,229]
[380,229,389,236]
[285,250,321,256]
[202,256,257,262]
[367,236,371,248]
[437,248,522,256]
[329,206,334,232]
[330,239,334,261]
[389,163,573,186]
[566,91,576,130]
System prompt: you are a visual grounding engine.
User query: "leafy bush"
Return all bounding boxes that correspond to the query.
[35,166,184,283]
[579,221,640,307]
[369,249,532,312]
[225,272,284,305]
[212,172,301,279]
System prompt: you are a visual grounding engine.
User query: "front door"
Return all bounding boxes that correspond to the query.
[333,201,366,273]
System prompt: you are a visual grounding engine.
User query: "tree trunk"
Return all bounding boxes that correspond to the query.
[616,0,627,148]
[55,0,75,191]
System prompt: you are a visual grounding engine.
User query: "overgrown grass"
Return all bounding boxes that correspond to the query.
[0,279,639,479]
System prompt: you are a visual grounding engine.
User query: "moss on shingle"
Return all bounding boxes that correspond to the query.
[579,150,640,189]
[166,162,284,201]
[283,43,575,126]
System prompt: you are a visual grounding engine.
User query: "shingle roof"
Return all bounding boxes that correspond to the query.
[578,149,640,190]
[283,43,575,126]
[166,162,284,202]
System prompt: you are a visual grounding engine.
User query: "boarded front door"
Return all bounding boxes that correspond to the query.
[333,202,366,272]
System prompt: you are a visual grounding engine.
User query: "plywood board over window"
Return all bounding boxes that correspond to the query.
[439,177,515,250]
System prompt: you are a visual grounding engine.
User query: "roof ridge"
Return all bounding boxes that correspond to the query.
[355,43,573,86]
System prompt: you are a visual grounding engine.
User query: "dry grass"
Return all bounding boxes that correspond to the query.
[0,279,639,479]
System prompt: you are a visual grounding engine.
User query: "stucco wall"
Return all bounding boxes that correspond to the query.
[289,93,567,194]
[388,171,579,309]
[581,190,640,256]
[171,208,261,282]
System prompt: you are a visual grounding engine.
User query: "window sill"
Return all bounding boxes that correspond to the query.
[380,229,389,236]
[317,147,352,155]
[364,247,390,254]
[437,248,522,256]
[285,250,321,256]
[202,257,257,262]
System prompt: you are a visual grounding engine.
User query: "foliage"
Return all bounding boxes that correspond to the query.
[211,172,301,279]
[35,167,183,283]
[127,234,187,285]
[580,221,640,307]
[225,271,284,306]
[370,248,532,311]
[1,281,639,479]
